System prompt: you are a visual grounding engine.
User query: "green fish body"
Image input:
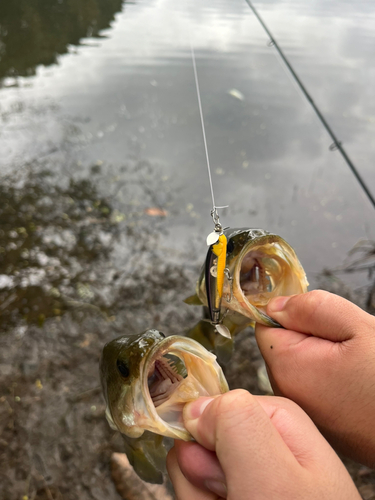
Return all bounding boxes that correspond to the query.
[100,329,228,483]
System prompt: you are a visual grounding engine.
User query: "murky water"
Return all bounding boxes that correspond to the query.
[1,1,375,498]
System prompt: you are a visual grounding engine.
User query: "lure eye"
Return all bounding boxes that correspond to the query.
[117,359,130,378]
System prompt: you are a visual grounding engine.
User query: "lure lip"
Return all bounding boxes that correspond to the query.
[140,335,228,440]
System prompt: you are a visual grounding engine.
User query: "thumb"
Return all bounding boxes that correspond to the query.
[182,390,300,497]
[263,290,372,342]
[178,392,361,500]
[255,291,363,394]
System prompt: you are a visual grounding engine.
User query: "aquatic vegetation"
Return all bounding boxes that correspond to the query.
[319,239,375,314]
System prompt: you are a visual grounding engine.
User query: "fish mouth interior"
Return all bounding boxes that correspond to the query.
[239,245,285,306]
[147,354,187,409]
[143,338,227,435]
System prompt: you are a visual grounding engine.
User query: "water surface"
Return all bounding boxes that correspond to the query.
[1,0,374,313]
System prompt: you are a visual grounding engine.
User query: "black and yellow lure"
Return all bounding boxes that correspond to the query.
[204,212,231,339]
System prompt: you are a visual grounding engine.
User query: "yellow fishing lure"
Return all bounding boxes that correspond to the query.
[212,233,227,298]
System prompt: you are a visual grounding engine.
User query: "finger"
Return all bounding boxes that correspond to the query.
[255,395,362,499]
[255,321,333,386]
[174,440,226,498]
[255,319,349,414]
[255,322,310,355]
[266,290,373,341]
[183,391,300,493]
[167,447,218,500]
[255,395,336,467]
[255,290,372,396]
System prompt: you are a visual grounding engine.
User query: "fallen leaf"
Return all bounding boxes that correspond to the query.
[78,333,95,348]
[144,207,168,217]
[111,453,174,500]
[35,379,43,390]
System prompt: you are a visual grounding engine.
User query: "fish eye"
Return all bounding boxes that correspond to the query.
[116,359,130,378]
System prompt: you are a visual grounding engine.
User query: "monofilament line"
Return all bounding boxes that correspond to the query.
[190,42,216,210]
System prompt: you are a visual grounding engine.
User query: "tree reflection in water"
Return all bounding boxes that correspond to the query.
[0,0,123,79]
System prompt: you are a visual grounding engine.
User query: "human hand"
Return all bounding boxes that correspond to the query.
[255,289,375,467]
[167,390,360,500]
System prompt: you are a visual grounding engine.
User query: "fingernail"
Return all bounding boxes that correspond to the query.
[204,479,227,497]
[184,397,215,421]
[268,296,291,313]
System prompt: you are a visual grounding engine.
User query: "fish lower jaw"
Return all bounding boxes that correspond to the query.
[244,293,271,307]
[105,406,118,431]
[118,419,145,438]
[141,336,228,440]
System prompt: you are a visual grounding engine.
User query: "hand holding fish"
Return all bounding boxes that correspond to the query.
[167,390,361,499]
[255,290,375,468]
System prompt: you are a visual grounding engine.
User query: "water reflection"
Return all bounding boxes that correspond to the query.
[249,0,375,193]
[0,0,123,80]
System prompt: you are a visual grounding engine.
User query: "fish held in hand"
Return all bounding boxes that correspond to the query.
[100,329,228,482]
[185,228,308,355]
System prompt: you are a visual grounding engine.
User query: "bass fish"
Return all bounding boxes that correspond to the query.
[186,228,308,360]
[100,329,228,483]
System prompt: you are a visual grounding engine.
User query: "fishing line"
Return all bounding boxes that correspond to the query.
[244,0,375,210]
[190,42,228,227]
[190,43,216,210]
[191,42,234,337]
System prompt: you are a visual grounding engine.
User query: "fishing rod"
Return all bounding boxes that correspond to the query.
[244,0,375,210]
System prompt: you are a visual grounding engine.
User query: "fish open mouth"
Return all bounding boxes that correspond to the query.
[238,243,303,307]
[147,354,187,408]
[142,336,228,439]
[239,248,278,305]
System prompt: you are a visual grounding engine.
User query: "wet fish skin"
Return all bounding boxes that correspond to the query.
[100,330,163,438]
[100,329,228,483]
